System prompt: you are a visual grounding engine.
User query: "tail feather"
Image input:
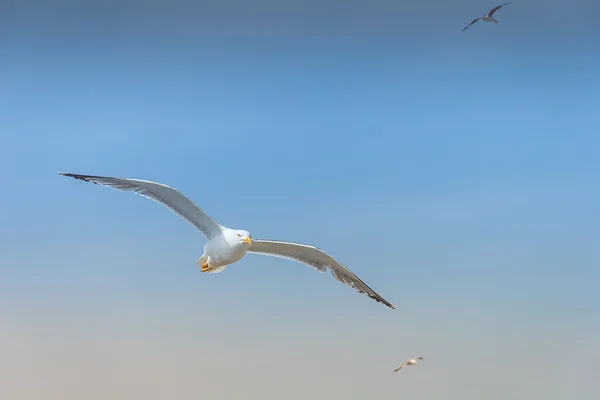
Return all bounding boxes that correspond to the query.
[206,265,227,274]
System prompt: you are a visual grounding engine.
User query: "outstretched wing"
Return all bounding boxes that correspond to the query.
[59,173,223,239]
[462,17,481,32]
[488,2,512,17]
[247,239,395,309]
[394,362,407,372]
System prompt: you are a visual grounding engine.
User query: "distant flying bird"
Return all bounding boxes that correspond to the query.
[461,2,512,32]
[59,173,395,309]
[393,357,423,372]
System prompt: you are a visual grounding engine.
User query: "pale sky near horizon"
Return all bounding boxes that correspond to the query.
[1,1,599,399]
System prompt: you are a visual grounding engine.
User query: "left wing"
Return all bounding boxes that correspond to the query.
[488,2,512,17]
[248,239,395,309]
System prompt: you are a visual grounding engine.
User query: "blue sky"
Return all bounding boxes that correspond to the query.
[1,1,599,399]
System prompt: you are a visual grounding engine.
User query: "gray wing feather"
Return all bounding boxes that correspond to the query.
[248,239,395,309]
[489,2,512,17]
[462,17,481,31]
[394,362,407,372]
[59,173,223,239]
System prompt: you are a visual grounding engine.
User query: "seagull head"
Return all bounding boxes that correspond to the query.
[234,229,252,245]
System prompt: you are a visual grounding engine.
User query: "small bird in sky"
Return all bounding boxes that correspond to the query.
[461,2,512,32]
[393,357,424,372]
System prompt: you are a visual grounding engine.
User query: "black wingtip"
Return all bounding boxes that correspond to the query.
[372,295,395,310]
[59,173,99,184]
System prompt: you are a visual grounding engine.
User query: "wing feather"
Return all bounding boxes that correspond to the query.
[248,239,395,309]
[59,173,223,239]
[461,17,481,31]
[394,362,407,372]
[488,2,512,17]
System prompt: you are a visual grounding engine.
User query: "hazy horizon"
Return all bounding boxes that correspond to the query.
[1,1,599,399]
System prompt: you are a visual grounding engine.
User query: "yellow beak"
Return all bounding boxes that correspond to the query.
[243,237,252,245]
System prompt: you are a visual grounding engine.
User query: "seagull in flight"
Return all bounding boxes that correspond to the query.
[59,173,395,309]
[393,357,423,372]
[461,2,512,32]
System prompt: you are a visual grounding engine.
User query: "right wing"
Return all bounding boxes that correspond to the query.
[461,17,481,32]
[59,173,223,239]
[393,362,407,372]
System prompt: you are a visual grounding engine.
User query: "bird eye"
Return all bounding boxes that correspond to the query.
[237,233,241,237]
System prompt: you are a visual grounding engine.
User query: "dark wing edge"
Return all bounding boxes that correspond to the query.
[330,262,396,309]
[461,18,481,31]
[248,239,395,310]
[489,2,512,16]
[58,172,223,239]
[394,363,407,372]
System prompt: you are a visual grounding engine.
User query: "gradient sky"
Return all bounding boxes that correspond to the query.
[1,1,599,399]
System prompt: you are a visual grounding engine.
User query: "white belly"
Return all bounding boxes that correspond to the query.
[204,236,249,267]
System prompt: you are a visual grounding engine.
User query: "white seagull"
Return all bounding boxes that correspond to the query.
[461,2,512,32]
[59,173,395,309]
[393,357,423,372]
